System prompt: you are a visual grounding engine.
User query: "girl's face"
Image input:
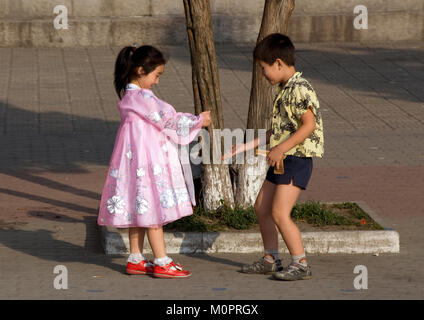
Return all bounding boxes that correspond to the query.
[137,64,165,89]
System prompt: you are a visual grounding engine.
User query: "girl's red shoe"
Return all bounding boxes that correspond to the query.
[153,261,191,278]
[126,260,154,275]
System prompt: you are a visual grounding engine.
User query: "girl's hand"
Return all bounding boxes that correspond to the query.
[266,147,284,169]
[200,111,211,127]
[221,144,246,161]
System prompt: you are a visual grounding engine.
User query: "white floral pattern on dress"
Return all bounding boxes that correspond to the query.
[175,188,189,204]
[151,111,162,122]
[153,164,163,176]
[159,189,177,208]
[109,169,119,178]
[177,116,195,137]
[136,167,146,178]
[107,195,125,215]
[135,196,149,215]
[126,150,133,160]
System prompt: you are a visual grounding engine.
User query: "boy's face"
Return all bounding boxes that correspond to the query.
[258,59,290,85]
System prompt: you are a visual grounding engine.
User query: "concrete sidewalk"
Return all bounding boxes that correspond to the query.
[0,42,423,299]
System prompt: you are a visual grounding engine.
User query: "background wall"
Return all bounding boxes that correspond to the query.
[0,0,423,46]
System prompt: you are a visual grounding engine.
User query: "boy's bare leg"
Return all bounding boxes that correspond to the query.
[254,180,279,253]
[241,179,283,274]
[271,180,305,257]
[271,180,313,280]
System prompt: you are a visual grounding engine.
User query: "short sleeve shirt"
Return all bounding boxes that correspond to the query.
[270,72,324,158]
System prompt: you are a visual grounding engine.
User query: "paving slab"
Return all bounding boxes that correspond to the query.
[0,42,423,299]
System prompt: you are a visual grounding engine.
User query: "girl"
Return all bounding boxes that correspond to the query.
[98,45,211,278]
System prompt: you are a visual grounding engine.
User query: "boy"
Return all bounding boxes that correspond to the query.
[224,33,324,280]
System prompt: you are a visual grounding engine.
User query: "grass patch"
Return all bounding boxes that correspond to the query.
[164,202,257,232]
[292,201,384,230]
[164,200,384,232]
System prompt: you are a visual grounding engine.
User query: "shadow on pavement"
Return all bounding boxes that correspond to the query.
[0,187,97,215]
[183,252,245,268]
[175,232,245,268]
[5,171,100,200]
[0,216,124,274]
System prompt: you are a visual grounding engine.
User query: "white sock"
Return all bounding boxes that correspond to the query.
[264,249,279,262]
[154,256,173,266]
[127,253,146,264]
[291,253,307,267]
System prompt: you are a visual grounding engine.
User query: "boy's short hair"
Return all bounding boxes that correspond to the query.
[253,33,295,66]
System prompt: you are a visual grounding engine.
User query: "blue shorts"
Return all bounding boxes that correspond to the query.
[265,155,313,190]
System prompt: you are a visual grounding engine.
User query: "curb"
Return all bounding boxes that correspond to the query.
[99,201,400,255]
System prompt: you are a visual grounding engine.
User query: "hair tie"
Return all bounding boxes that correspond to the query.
[129,46,136,63]
[128,46,136,57]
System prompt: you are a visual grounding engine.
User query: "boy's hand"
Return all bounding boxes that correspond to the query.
[221,144,246,161]
[266,147,285,169]
[200,111,211,127]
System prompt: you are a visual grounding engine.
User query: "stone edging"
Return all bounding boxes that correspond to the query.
[99,201,399,255]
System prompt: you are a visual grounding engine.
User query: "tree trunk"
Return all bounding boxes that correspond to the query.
[235,0,295,208]
[183,0,235,210]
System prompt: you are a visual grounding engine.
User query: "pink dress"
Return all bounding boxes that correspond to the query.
[97,84,204,228]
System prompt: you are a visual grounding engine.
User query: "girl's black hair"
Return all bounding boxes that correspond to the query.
[114,45,166,99]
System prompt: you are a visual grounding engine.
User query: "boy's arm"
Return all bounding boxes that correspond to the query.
[221,129,272,161]
[247,129,272,150]
[267,108,316,164]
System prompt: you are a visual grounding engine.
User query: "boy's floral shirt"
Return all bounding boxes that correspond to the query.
[270,71,324,158]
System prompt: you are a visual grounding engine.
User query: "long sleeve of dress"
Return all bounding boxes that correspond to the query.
[127,89,203,145]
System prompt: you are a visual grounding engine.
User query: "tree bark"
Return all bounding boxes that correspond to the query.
[235,0,295,208]
[183,0,235,210]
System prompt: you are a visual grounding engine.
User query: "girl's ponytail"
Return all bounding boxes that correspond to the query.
[114,46,136,99]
